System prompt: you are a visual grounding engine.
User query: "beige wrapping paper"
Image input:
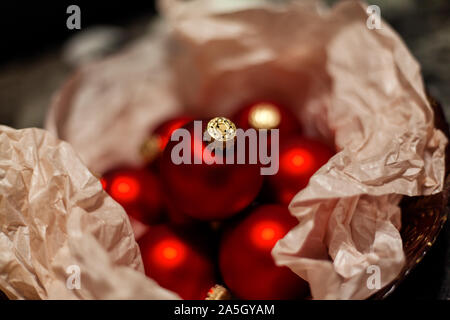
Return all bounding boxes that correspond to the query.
[45,20,181,175]
[0,125,179,299]
[33,0,446,299]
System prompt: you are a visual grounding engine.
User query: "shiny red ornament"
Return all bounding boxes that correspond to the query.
[268,135,334,204]
[219,204,309,299]
[232,100,301,135]
[141,115,193,166]
[138,225,216,300]
[103,167,164,225]
[165,199,198,227]
[153,115,194,151]
[160,118,263,220]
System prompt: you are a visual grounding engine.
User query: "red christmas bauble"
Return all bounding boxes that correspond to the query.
[141,115,193,165]
[232,100,301,134]
[165,199,198,227]
[103,167,164,225]
[153,115,194,151]
[219,204,309,299]
[138,225,216,300]
[160,117,263,220]
[268,135,334,204]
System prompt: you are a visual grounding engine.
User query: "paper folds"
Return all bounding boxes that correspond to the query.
[0,126,178,299]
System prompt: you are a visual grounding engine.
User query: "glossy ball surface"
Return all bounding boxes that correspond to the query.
[139,225,216,300]
[161,120,263,220]
[219,204,309,299]
[103,167,164,225]
[268,135,334,204]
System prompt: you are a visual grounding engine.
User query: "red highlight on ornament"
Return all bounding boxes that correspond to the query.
[251,221,284,250]
[153,238,187,268]
[110,175,140,203]
[268,136,335,204]
[102,167,165,226]
[219,204,309,299]
[139,225,217,300]
[282,147,315,175]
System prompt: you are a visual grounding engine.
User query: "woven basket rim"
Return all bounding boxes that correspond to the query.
[370,93,450,299]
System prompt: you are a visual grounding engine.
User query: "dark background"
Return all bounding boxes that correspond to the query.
[0,0,448,300]
[0,1,158,63]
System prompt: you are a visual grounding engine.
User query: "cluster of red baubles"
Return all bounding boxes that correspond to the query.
[101,100,335,300]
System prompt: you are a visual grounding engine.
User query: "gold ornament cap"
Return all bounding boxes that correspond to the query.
[206,117,237,143]
[140,135,161,164]
[248,102,281,129]
[205,284,231,300]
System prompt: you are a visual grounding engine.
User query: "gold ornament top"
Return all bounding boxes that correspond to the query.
[140,135,161,163]
[206,117,237,142]
[248,102,281,129]
[205,285,231,300]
